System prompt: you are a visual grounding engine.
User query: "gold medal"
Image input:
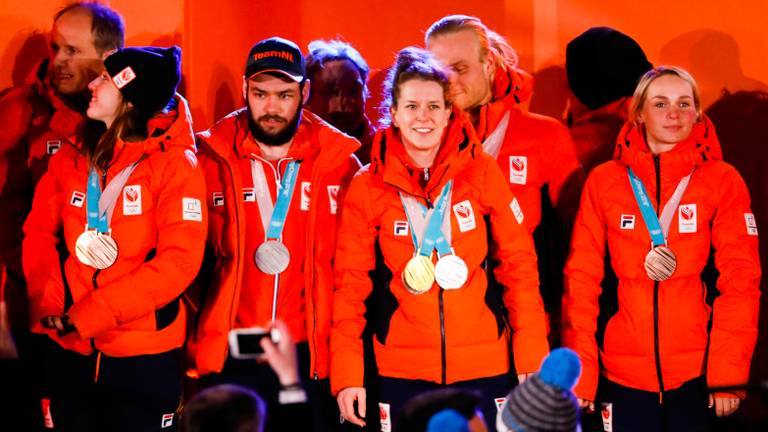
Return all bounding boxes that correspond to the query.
[75,230,118,269]
[254,240,291,275]
[434,254,468,290]
[644,245,677,281]
[402,255,435,295]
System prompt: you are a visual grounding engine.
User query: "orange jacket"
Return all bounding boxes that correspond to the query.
[0,61,85,328]
[192,109,360,379]
[330,110,549,395]
[23,95,207,357]
[563,116,761,400]
[475,65,584,232]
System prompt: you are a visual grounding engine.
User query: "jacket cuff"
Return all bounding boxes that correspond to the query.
[67,292,117,339]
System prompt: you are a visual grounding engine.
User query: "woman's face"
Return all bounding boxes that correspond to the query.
[638,74,698,150]
[87,70,124,128]
[391,79,451,153]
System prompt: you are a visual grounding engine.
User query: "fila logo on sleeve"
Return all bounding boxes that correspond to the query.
[678,204,697,233]
[161,413,174,428]
[509,156,528,185]
[394,220,409,236]
[243,187,256,202]
[70,191,85,207]
[620,214,635,229]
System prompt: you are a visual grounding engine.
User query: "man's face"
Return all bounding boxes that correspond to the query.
[244,73,308,146]
[308,59,367,134]
[428,30,493,111]
[50,10,105,96]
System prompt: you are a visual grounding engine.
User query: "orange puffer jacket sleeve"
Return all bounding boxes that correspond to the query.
[483,157,550,374]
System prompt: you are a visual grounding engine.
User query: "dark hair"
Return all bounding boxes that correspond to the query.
[182,384,266,432]
[396,388,483,432]
[380,46,450,127]
[54,2,125,54]
[306,39,369,88]
[82,97,149,172]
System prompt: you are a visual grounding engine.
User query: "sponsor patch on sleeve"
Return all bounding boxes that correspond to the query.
[46,140,61,155]
[745,213,758,236]
[327,185,340,214]
[182,198,203,221]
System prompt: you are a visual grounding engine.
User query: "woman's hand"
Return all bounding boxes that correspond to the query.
[337,387,367,427]
[709,395,740,417]
[40,315,77,337]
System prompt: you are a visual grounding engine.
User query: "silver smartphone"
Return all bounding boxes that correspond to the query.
[228,327,282,359]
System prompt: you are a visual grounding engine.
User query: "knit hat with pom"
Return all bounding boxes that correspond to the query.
[497,348,582,432]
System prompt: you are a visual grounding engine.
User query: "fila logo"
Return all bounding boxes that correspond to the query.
[393,220,409,236]
[300,181,312,211]
[212,192,224,207]
[161,413,174,428]
[327,185,340,214]
[508,156,528,185]
[113,66,136,89]
[46,140,61,154]
[745,213,758,236]
[620,214,635,229]
[123,185,142,215]
[678,204,697,233]
[452,200,477,232]
[243,187,256,202]
[70,191,85,207]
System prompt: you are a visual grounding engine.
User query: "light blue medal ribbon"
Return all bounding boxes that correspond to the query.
[265,161,301,240]
[400,180,453,257]
[86,168,109,233]
[627,168,665,246]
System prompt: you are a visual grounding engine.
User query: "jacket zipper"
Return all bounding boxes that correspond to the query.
[652,154,665,404]
[92,269,102,382]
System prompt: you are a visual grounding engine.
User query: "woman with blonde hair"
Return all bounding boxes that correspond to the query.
[563,66,760,431]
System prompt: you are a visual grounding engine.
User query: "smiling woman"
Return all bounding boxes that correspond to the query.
[331,47,548,431]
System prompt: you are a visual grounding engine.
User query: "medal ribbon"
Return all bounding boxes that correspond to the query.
[482,110,510,159]
[86,157,145,233]
[627,168,694,246]
[399,181,453,257]
[249,158,301,240]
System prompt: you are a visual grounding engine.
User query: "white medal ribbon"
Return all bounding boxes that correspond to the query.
[482,110,510,159]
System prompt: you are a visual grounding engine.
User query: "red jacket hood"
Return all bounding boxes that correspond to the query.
[474,65,533,140]
[614,114,723,183]
[369,107,481,199]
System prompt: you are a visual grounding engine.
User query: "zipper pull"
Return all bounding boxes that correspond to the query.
[314,372,319,380]
[659,391,663,405]
[423,167,430,181]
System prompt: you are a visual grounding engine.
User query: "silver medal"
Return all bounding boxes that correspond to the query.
[434,254,468,289]
[644,245,677,281]
[75,230,118,269]
[254,240,291,275]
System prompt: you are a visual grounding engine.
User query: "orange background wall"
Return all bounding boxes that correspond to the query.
[2,0,768,416]
[3,1,766,128]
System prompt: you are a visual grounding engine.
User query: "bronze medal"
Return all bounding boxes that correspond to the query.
[644,245,677,281]
[76,230,118,269]
[402,255,435,295]
[254,240,291,275]
[434,254,468,290]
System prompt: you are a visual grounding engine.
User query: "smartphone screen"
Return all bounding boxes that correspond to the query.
[236,332,267,355]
